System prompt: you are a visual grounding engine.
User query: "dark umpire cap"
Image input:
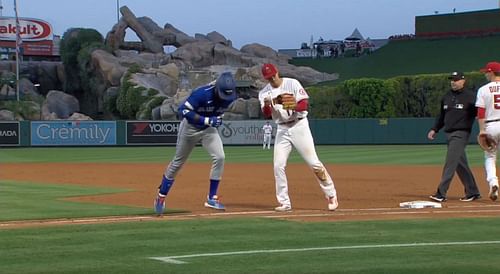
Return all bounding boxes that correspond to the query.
[448,71,465,81]
[215,72,237,101]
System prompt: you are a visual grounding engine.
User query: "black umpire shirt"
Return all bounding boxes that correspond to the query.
[432,88,477,133]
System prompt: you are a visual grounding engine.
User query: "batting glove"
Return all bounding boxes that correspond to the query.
[205,116,222,127]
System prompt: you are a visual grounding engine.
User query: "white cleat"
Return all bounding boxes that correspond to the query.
[489,185,499,201]
[328,196,338,211]
[274,204,292,212]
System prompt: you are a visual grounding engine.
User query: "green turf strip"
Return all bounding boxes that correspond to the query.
[0,181,182,221]
[1,217,500,273]
[0,145,487,165]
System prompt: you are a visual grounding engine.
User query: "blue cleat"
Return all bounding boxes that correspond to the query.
[154,196,165,215]
[204,195,225,210]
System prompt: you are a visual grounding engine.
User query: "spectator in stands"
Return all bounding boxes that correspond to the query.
[332,46,338,58]
[340,42,345,57]
[355,42,362,57]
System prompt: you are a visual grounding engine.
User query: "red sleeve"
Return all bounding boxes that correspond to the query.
[262,105,273,118]
[477,107,486,119]
[295,99,309,112]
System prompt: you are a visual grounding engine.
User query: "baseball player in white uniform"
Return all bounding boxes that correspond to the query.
[476,61,500,201]
[262,121,273,149]
[258,63,338,211]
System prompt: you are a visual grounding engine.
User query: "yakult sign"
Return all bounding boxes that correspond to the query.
[0,17,52,41]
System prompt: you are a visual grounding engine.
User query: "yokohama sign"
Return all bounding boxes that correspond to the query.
[0,17,53,41]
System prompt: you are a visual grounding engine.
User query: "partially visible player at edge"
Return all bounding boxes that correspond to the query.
[258,63,339,211]
[475,61,500,202]
[154,72,237,215]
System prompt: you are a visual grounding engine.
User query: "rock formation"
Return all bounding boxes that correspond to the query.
[1,5,337,121]
[99,5,337,120]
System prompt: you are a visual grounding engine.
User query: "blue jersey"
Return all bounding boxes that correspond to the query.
[178,84,235,128]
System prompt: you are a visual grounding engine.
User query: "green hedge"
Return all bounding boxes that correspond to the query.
[308,72,488,118]
[60,28,104,93]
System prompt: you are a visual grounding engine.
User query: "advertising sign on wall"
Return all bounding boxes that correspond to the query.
[218,120,273,145]
[31,121,116,146]
[126,121,180,145]
[0,17,53,41]
[0,121,20,146]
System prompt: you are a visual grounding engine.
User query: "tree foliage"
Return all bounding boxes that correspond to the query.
[309,72,488,118]
[60,28,104,94]
[340,78,397,118]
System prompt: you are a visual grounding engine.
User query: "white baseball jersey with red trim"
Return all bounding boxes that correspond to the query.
[262,124,273,135]
[258,77,337,209]
[258,77,309,124]
[476,81,500,188]
[476,81,500,122]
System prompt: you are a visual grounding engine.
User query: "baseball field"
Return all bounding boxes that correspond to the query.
[2,145,500,273]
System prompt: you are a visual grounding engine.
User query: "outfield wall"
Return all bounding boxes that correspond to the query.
[0,118,480,147]
[416,8,500,38]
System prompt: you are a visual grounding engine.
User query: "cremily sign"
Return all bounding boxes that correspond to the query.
[0,17,53,41]
[31,121,116,146]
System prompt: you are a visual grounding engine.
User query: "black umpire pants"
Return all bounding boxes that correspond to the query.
[436,130,480,197]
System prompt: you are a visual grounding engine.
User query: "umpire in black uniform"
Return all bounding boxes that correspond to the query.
[428,71,481,202]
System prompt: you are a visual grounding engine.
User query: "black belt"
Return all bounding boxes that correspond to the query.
[279,117,303,125]
[486,118,500,124]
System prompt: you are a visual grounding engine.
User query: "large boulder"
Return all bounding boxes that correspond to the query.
[42,90,80,119]
[0,109,15,120]
[206,31,232,47]
[240,43,290,64]
[91,49,127,86]
[0,61,63,95]
[213,43,253,66]
[157,63,180,79]
[278,64,338,86]
[129,71,178,97]
[171,41,215,67]
[19,78,39,98]
[68,112,93,120]
[154,89,190,120]
[115,50,170,68]
[105,18,128,51]
[119,6,164,53]
[162,23,196,47]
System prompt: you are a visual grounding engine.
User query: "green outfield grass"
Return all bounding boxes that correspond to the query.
[291,36,500,83]
[1,145,498,273]
[0,181,184,221]
[2,217,500,273]
[0,144,486,165]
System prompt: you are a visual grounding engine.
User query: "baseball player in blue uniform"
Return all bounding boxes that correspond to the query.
[154,72,237,214]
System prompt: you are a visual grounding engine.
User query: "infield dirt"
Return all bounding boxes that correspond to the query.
[3,163,500,223]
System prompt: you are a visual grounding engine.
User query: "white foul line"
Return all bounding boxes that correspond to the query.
[150,240,500,264]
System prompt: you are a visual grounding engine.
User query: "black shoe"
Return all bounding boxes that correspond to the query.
[459,194,481,202]
[429,194,446,202]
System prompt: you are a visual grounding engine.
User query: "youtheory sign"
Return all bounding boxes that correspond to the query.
[0,17,53,41]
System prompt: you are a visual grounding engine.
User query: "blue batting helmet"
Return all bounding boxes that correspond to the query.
[215,72,236,101]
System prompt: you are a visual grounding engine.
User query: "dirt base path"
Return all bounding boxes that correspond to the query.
[2,163,500,227]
